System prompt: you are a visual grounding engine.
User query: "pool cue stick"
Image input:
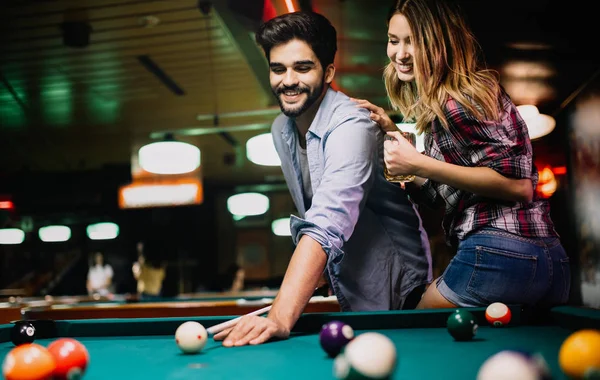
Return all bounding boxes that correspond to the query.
[207,305,272,335]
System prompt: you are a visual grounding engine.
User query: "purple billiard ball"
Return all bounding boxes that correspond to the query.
[319,320,354,357]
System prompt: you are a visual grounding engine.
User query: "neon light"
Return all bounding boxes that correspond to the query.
[118,178,203,209]
[0,201,14,209]
[553,166,567,175]
[284,0,295,12]
[537,167,557,198]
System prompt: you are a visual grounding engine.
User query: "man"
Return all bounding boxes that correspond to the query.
[214,11,431,347]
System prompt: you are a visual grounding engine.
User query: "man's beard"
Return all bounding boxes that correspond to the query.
[274,80,324,118]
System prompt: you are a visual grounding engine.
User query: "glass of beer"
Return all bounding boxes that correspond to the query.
[383,131,417,184]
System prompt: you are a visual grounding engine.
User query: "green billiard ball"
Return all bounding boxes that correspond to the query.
[447,309,478,341]
[584,368,600,380]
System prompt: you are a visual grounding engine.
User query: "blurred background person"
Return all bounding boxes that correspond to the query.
[228,263,245,293]
[132,241,167,300]
[86,252,113,296]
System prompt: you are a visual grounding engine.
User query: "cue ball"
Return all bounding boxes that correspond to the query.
[10,322,35,346]
[333,332,397,380]
[175,321,208,354]
[485,302,511,327]
[319,321,354,357]
[477,351,542,380]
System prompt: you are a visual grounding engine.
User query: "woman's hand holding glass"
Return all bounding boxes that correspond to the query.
[383,131,422,182]
[352,97,420,183]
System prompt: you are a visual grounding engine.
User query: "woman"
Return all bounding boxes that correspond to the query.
[132,245,166,300]
[354,0,570,309]
[86,252,113,296]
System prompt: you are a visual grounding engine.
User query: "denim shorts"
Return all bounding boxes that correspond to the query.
[437,228,571,307]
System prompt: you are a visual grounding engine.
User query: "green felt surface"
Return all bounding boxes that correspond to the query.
[1,307,599,379]
[0,325,575,379]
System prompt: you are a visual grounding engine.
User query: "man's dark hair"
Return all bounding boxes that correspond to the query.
[255,11,337,68]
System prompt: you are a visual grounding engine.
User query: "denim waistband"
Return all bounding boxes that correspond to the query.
[467,227,561,248]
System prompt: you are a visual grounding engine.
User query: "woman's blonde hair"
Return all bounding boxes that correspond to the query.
[384,0,501,133]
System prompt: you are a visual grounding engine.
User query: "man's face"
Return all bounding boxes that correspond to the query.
[269,39,328,118]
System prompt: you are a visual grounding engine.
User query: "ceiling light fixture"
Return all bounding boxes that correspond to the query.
[87,222,120,240]
[271,218,291,236]
[246,133,281,166]
[39,225,71,243]
[227,193,270,216]
[284,0,296,12]
[0,228,25,245]
[517,105,556,140]
[138,15,160,28]
[138,134,201,175]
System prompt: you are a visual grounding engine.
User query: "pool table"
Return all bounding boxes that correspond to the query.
[19,295,340,321]
[0,304,21,325]
[0,290,288,324]
[1,306,599,379]
[2,289,282,307]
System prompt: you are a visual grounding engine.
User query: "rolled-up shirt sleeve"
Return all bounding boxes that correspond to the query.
[445,98,532,179]
[290,115,378,264]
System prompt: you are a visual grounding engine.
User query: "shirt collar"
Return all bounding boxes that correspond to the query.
[281,87,338,140]
[307,87,337,138]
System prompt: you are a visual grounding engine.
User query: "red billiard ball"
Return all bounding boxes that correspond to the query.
[485,302,512,327]
[47,338,89,380]
[319,321,354,357]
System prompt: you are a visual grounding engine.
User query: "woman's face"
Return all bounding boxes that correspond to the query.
[387,13,415,82]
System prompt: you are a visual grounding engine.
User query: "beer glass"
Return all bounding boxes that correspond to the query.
[383,131,417,184]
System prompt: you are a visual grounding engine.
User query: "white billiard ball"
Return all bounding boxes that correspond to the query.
[334,332,397,379]
[175,321,208,354]
[485,302,512,327]
[477,351,542,380]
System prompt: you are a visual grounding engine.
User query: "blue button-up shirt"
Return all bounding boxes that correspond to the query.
[271,88,432,311]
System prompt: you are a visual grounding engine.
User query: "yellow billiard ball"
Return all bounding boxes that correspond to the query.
[559,329,600,378]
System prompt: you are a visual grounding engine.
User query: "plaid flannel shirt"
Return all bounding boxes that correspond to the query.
[416,91,558,246]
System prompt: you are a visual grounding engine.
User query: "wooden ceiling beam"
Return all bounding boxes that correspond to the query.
[211,1,275,107]
[0,43,237,73]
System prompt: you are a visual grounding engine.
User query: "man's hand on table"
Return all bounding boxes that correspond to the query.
[213,315,290,346]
